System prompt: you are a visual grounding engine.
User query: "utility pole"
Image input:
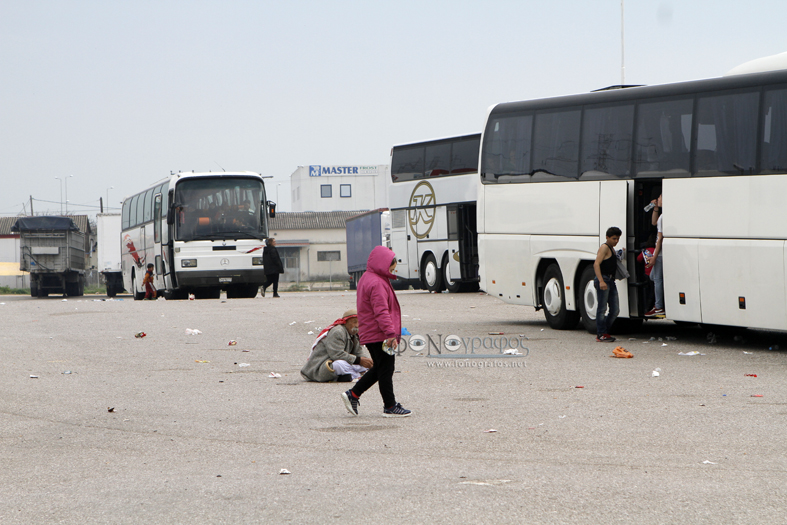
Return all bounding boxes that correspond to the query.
[29,195,34,216]
[100,197,104,213]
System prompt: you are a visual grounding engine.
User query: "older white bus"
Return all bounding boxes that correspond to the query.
[479,68,787,332]
[121,171,274,299]
[389,134,481,292]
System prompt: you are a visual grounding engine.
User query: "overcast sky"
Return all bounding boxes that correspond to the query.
[1,0,785,216]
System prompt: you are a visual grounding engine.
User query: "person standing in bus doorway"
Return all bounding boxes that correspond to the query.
[261,238,284,298]
[143,263,157,300]
[645,195,665,318]
[341,246,412,417]
[593,227,623,342]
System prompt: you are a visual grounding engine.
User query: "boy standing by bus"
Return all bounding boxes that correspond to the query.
[143,263,156,300]
[593,227,622,342]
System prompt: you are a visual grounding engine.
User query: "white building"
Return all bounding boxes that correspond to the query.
[290,164,389,212]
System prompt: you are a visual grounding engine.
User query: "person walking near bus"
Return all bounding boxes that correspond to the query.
[142,263,156,300]
[645,195,665,317]
[593,227,622,342]
[341,246,412,417]
[261,238,284,298]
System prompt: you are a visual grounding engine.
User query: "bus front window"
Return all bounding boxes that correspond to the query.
[174,178,266,241]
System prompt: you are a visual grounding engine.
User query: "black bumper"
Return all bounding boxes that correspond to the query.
[175,269,266,287]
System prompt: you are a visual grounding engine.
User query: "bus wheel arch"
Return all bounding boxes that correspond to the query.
[578,264,599,334]
[540,262,579,330]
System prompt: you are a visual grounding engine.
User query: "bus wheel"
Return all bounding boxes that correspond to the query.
[578,266,598,334]
[441,253,461,293]
[422,253,443,293]
[542,264,579,330]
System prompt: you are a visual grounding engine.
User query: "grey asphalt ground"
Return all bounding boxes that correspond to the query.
[2,290,787,524]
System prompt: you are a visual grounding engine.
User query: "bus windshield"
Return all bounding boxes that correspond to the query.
[173,177,266,241]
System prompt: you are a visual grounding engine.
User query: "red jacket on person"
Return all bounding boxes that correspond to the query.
[356,246,402,345]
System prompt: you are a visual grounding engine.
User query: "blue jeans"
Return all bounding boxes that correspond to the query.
[650,255,664,309]
[595,276,619,337]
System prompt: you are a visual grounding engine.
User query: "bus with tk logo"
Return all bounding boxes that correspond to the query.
[120,171,275,299]
[389,134,480,292]
[478,67,787,332]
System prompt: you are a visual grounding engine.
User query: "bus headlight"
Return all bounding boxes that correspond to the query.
[181,259,198,268]
[252,257,263,266]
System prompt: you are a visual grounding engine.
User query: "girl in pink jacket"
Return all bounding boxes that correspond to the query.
[341,246,412,417]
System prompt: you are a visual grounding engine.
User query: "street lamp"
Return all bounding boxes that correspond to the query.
[64,175,73,215]
[55,177,63,215]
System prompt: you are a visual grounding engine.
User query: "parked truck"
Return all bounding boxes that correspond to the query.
[345,209,416,290]
[96,213,125,297]
[13,216,87,297]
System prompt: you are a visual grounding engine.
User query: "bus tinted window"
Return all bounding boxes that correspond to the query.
[424,142,450,177]
[450,136,480,174]
[391,145,424,182]
[481,114,533,183]
[762,88,787,173]
[695,90,759,176]
[533,109,581,179]
[122,199,130,229]
[634,98,692,178]
[136,192,145,226]
[143,189,154,223]
[129,195,139,226]
[581,104,634,179]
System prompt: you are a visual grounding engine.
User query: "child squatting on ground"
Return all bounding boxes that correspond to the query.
[593,227,623,343]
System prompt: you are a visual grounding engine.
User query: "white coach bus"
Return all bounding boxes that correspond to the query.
[478,68,787,332]
[389,134,481,292]
[121,171,275,300]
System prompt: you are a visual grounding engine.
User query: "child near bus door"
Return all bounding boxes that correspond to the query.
[593,227,623,343]
[143,263,156,300]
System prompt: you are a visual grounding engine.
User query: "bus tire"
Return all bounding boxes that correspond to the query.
[422,253,443,293]
[578,266,598,334]
[441,253,461,293]
[541,264,579,330]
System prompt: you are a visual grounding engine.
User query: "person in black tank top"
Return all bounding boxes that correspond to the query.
[593,227,623,342]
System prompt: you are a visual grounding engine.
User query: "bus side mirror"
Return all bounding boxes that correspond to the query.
[268,201,276,218]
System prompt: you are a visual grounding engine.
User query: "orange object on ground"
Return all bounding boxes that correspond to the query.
[611,346,633,358]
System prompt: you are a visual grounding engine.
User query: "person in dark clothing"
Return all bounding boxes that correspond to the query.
[261,238,284,297]
[593,226,623,342]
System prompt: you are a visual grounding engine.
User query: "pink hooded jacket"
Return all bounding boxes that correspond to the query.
[356,246,402,345]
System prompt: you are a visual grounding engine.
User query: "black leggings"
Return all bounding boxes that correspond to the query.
[262,273,279,294]
[351,342,396,408]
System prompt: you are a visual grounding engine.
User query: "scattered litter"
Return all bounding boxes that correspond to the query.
[575,386,584,389]
[652,368,661,377]
[628,338,637,341]
[401,327,411,336]
[29,375,38,379]
[307,331,314,335]
[503,348,523,355]
[402,314,409,317]
[483,429,497,433]
[62,299,67,302]
[135,332,147,339]
[116,337,122,339]
[188,294,195,300]
[470,306,476,308]
[540,329,544,331]
[649,337,656,341]
[228,340,237,346]
[489,332,504,335]
[304,320,314,324]
[611,346,633,358]
[769,345,780,351]
[559,415,566,419]
[221,300,226,303]
[519,334,528,339]
[678,351,703,356]
[185,329,202,335]
[751,394,763,397]
[702,460,717,465]
[706,332,717,344]
[279,469,291,475]
[289,321,297,326]
[195,360,210,363]
[242,349,249,352]
[661,343,668,347]
[658,337,663,342]
[108,407,115,413]
[268,372,282,378]
[238,363,250,367]
[665,336,678,341]
[744,374,757,378]
[62,370,72,375]
[743,351,753,354]
[413,318,421,320]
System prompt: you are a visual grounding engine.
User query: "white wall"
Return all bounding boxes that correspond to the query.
[290,164,389,212]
